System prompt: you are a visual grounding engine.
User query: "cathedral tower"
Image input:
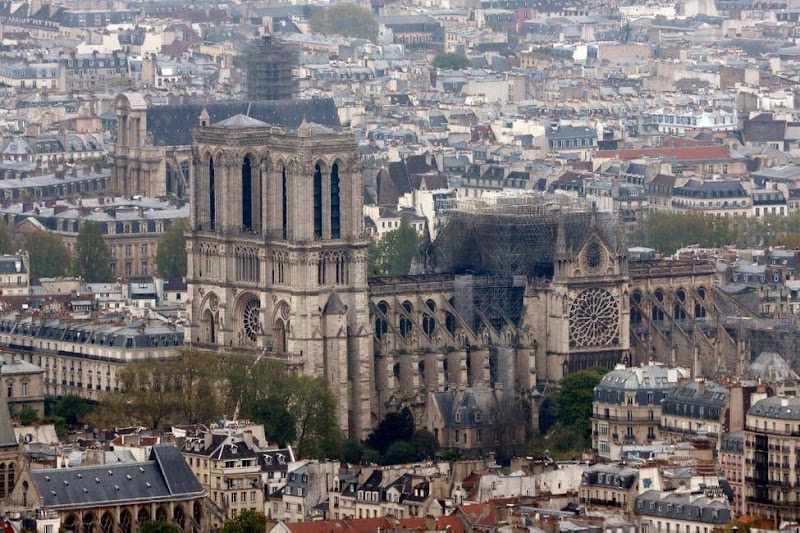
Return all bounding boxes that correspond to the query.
[186,115,373,437]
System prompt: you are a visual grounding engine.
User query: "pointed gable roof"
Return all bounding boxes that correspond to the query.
[212,114,269,128]
[323,292,347,315]
[0,386,17,448]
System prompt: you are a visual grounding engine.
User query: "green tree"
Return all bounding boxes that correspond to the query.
[310,4,378,41]
[51,394,96,427]
[23,230,71,281]
[411,429,438,460]
[155,219,188,279]
[73,221,113,282]
[221,510,267,533]
[366,408,414,454]
[552,367,608,447]
[382,441,417,465]
[92,349,223,429]
[227,356,343,459]
[342,438,366,464]
[139,523,180,533]
[11,405,39,426]
[288,375,343,459]
[367,238,384,278]
[431,52,471,70]
[371,219,420,276]
[252,401,296,447]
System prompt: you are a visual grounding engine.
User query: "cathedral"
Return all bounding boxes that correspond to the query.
[183,110,739,452]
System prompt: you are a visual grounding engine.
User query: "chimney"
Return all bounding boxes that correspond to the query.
[53,205,68,215]
[697,379,705,395]
[70,167,78,177]
[98,195,105,205]
[242,430,254,449]
[55,170,65,180]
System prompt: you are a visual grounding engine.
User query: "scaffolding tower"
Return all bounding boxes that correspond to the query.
[245,35,296,102]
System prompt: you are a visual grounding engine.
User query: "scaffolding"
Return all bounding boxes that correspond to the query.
[432,193,620,280]
[430,193,620,331]
[245,36,296,102]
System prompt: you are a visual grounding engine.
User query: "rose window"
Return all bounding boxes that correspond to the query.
[580,241,606,275]
[242,298,261,343]
[569,288,619,348]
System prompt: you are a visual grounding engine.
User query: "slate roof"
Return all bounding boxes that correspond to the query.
[0,387,16,448]
[581,463,637,489]
[145,98,340,147]
[662,380,727,421]
[743,118,786,144]
[635,490,731,524]
[0,255,25,274]
[323,292,346,314]
[748,395,800,420]
[31,445,205,510]
[597,364,676,393]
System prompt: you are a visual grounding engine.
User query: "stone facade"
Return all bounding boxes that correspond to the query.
[185,113,738,448]
[186,115,371,437]
[1,355,45,417]
[744,395,800,521]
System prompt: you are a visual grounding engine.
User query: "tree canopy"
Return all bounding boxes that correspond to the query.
[432,52,471,70]
[91,349,222,430]
[552,367,609,447]
[220,511,268,533]
[23,230,71,281]
[368,219,420,277]
[93,350,343,460]
[633,210,800,255]
[366,408,414,454]
[310,4,378,41]
[73,221,113,282]
[155,219,188,279]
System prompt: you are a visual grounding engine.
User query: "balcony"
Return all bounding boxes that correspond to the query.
[592,415,656,425]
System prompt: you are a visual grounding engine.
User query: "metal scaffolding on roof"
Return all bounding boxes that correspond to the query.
[432,193,620,280]
[428,193,621,331]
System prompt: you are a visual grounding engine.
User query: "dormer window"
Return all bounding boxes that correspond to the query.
[455,410,462,423]
[265,455,272,465]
